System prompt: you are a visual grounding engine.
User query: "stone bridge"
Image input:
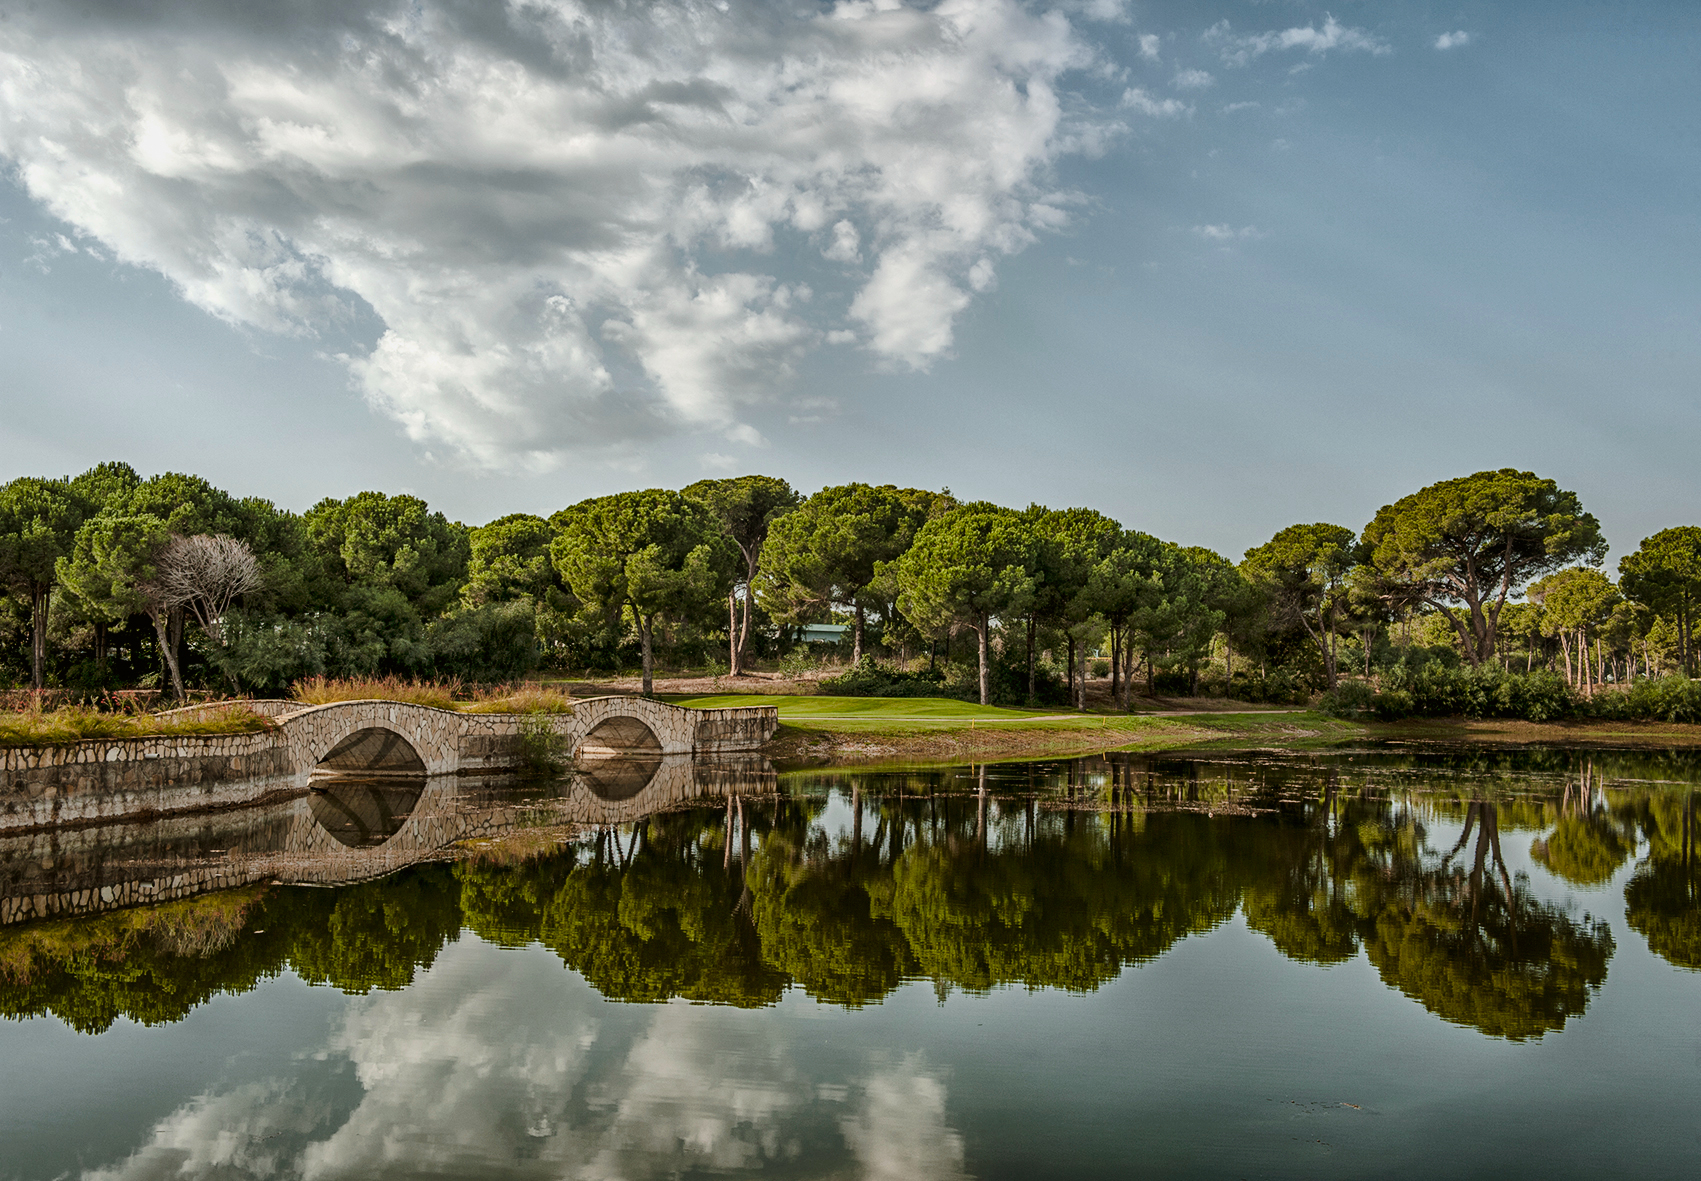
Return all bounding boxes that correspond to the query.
[0,696,778,831]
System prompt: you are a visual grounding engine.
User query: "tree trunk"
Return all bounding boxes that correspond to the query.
[95,621,108,677]
[1146,649,1155,696]
[853,605,865,664]
[737,570,754,674]
[1026,616,1035,703]
[976,613,990,706]
[1109,625,1121,708]
[728,591,741,676]
[1066,635,1075,702]
[639,615,655,695]
[151,610,185,700]
[1225,635,1234,685]
[30,583,49,691]
[170,607,186,692]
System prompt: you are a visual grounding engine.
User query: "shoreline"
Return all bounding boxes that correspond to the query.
[746,704,1701,770]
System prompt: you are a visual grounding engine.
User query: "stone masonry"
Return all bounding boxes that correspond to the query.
[0,696,777,832]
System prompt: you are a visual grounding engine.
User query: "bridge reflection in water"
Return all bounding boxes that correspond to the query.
[0,747,776,926]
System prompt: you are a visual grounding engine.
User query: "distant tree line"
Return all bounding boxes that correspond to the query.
[1,463,1698,715]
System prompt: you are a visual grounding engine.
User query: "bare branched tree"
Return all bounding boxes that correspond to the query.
[154,534,264,647]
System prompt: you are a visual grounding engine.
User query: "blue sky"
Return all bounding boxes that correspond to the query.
[1,1,1695,565]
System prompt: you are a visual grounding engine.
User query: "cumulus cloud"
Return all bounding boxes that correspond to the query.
[1204,16,1390,67]
[840,1057,972,1181]
[0,0,1109,467]
[1172,68,1215,90]
[1120,88,1191,118]
[1138,33,1162,61]
[1434,31,1473,50]
[75,940,976,1181]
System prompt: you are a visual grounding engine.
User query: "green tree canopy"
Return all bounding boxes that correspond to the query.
[0,476,84,689]
[1619,526,1701,675]
[1242,523,1358,690]
[1528,566,1621,690]
[756,483,948,661]
[895,504,1036,704]
[551,489,731,694]
[683,475,799,675]
[1360,470,1605,666]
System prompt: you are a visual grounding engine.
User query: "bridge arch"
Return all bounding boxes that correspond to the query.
[282,701,464,787]
[570,696,697,757]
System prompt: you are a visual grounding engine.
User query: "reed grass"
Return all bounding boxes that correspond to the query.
[290,676,575,714]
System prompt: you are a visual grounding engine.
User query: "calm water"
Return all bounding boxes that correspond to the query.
[2,747,1698,1179]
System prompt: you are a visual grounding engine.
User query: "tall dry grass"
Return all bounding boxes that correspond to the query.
[290,676,575,714]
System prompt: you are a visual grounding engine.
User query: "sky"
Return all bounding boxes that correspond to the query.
[1,0,1696,564]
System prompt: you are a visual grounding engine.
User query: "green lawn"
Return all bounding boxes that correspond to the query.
[666,694,1140,732]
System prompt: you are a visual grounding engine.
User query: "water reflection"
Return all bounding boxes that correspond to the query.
[307,779,426,848]
[1,748,1697,1043]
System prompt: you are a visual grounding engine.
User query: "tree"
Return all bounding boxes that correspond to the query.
[1619,527,1701,676]
[153,534,264,650]
[1242,523,1358,691]
[683,476,799,676]
[894,504,1035,705]
[462,514,558,608]
[1028,508,1121,707]
[757,484,948,662]
[1528,567,1620,692]
[0,477,86,689]
[305,492,469,618]
[1359,470,1605,667]
[55,514,184,696]
[1087,531,1165,709]
[551,490,731,694]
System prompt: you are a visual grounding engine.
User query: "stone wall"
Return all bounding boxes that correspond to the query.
[0,697,778,833]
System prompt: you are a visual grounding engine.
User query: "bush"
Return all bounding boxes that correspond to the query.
[1089,659,1110,679]
[516,713,568,774]
[1320,661,1581,722]
[820,657,961,699]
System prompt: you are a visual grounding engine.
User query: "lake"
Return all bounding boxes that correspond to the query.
[2,746,1697,1179]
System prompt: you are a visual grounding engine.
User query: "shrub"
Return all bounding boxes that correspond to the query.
[1089,659,1110,679]
[516,713,568,774]
[820,658,961,699]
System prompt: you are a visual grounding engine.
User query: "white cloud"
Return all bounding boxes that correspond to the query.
[1138,33,1162,61]
[1192,224,1261,242]
[839,1057,972,1181]
[1119,88,1191,118]
[74,940,977,1181]
[1172,68,1215,90]
[1220,101,1261,114]
[1204,16,1390,68]
[1434,31,1473,50]
[0,0,1108,468]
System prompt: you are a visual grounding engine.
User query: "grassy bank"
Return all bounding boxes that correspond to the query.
[669,694,1361,766]
[670,693,1701,766]
[0,704,276,748]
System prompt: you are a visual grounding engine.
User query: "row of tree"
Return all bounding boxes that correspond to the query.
[1,463,1697,704]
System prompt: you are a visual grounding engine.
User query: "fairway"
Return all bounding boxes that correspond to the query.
[665,694,1092,730]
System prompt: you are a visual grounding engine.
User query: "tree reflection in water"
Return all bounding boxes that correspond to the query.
[5,750,1695,1039]
[1624,790,1699,970]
